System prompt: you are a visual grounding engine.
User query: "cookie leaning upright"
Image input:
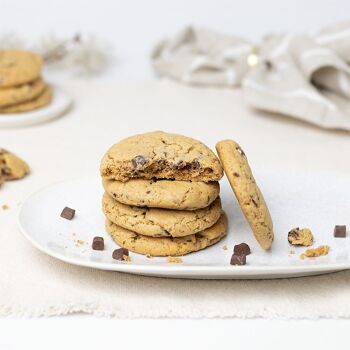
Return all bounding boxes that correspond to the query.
[100,131,223,182]
[216,140,273,250]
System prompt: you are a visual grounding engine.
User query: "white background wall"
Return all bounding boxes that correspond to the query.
[1,0,349,79]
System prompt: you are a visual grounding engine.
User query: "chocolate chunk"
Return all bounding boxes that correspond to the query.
[192,159,200,169]
[60,207,75,220]
[334,225,347,238]
[233,172,240,177]
[92,236,104,250]
[234,243,251,255]
[132,155,146,168]
[112,247,129,260]
[230,254,246,265]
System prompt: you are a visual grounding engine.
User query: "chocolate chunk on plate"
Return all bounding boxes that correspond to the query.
[234,243,251,255]
[230,254,246,266]
[334,225,346,238]
[92,236,104,250]
[112,247,129,261]
[60,206,75,220]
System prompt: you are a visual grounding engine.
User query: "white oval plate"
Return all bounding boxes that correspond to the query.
[18,169,350,279]
[0,85,72,128]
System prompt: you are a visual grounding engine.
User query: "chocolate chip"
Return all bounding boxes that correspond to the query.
[236,147,245,156]
[234,243,251,255]
[251,198,258,207]
[112,248,129,260]
[92,236,104,250]
[60,207,75,220]
[132,155,146,168]
[233,172,240,177]
[230,254,246,265]
[192,159,200,169]
[174,160,185,169]
[334,225,347,238]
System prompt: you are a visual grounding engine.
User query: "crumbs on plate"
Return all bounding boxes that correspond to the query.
[167,256,183,264]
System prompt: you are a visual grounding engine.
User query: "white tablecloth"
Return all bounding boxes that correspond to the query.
[1,80,350,318]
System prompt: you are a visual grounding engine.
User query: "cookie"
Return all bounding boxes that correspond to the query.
[100,131,223,182]
[0,148,30,180]
[0,85,52,113]
[106,213,228,256]
[103,178,219,210]
[0,78,45,107]
[288,227,313,247]
[216,140,273,250]
[0,50,43,87]
[103,192,223,237]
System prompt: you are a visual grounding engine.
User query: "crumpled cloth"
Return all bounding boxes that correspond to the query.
[152,22,350,130]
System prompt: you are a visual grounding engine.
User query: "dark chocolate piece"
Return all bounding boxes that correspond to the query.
[192,159,200,169]
[230,254,246,266]
[92,236,104,250]
[60,207,75,220]
[334,225,346,238]
[234,243,251,255]
[132,155,146,168]
[112,248,129,260]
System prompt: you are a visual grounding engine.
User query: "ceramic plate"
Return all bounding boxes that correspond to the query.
[18,168,350,279]
[0,85,72,128]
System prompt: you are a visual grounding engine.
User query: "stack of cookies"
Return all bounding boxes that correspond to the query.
[100,131,228,257]
[0,50,52,114]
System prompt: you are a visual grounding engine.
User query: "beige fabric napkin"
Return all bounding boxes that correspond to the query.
[1,80,350,318]
[152,22,350,130]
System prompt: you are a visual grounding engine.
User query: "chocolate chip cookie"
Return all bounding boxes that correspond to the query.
[100,131,223,182]
[102,178,220,210]
[0,148,29,180]
[216,140,273,250]
[0,85,52,113]
[102,192,223,237]
[106,213,228,256]
[0,50,43,87]
[0,78,45,107]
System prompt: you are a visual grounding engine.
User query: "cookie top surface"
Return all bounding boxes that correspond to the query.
[106,213,228,257]
[0,85,52,113]
[0,50,43,87]
[103,192,222,237]
[100,131,223,182]
[0,148,30,180]
[216,140,273,250]
[0,78,45,107]
[103,178,220,210]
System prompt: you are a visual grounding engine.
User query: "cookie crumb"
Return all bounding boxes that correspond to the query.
[167,256,183,264]
[288,227,313,246]
[1,204,9,210]
[74,239,85,246]
[146,254,153,258]
[289,249,295,255]
[222,245,228,250]
[123,255,132,262]
[301,245,330,259]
